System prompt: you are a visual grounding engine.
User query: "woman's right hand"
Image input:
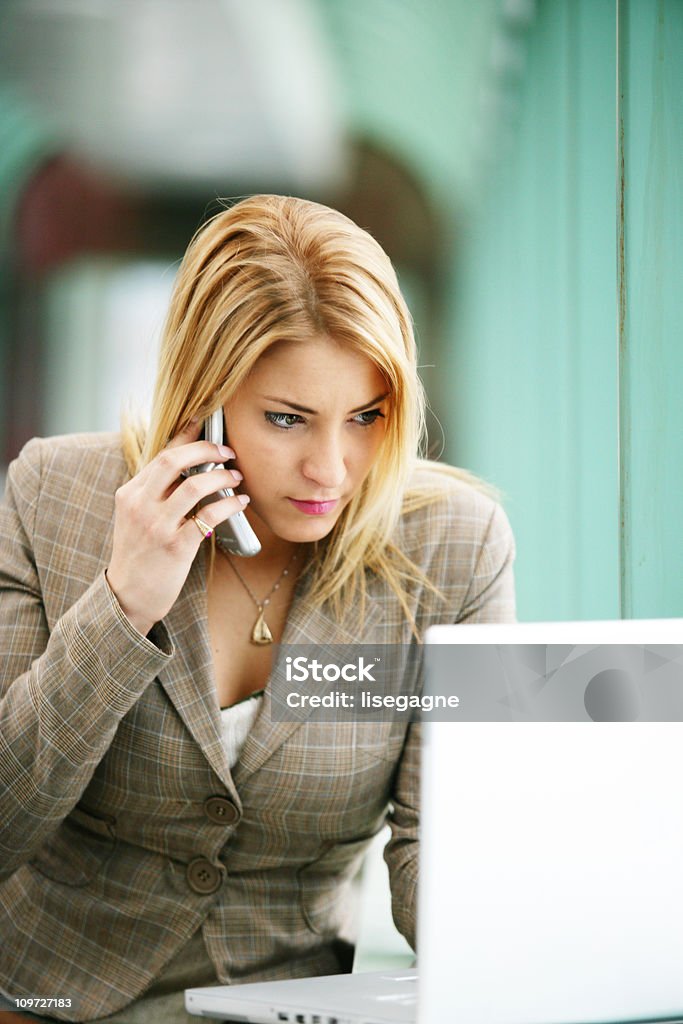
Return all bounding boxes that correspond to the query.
[105,421,250,636]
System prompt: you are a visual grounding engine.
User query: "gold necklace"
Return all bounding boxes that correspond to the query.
[220,547,299,645]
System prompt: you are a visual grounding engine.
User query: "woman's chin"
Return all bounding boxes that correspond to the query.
[276,520,336,544]
[246,505,337,547]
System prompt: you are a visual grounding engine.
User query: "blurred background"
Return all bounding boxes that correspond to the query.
[1,0,681,975]
[0,0,681,621]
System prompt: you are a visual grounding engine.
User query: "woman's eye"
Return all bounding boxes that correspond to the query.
[265,411,303,429]
[353,409,385,427]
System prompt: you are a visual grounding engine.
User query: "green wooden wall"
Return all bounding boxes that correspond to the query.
[617,0,683,619]
[451,0,682,621]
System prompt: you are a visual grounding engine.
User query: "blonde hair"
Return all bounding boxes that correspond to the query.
[122,195,490,639]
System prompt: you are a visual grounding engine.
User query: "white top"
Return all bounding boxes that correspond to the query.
[219,694,263,768]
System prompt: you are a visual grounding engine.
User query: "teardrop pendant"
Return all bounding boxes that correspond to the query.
[251,608,273,646]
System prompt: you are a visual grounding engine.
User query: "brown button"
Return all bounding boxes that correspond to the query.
[204,795,240,826]
[186,858,223,894]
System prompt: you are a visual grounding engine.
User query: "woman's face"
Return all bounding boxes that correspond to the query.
[223,335,389,551]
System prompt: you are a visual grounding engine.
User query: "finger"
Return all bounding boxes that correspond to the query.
[144,440,236,497]
[166,467,244,521]
[182,492,251,542]
[133,419,206,487]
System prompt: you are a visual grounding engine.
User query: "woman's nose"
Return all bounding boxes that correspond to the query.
[301,435,347,491]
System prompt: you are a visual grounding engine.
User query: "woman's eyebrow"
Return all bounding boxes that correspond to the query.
[260,392,390,415]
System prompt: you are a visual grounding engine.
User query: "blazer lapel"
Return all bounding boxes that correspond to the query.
[156,549,236,795]
[232,570,386,787]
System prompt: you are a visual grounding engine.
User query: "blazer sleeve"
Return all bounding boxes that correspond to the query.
[383,496,517,949]
[383,721,420,951]
[0,438,175,881]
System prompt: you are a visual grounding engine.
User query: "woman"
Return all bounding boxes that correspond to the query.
[0,195,515,1022]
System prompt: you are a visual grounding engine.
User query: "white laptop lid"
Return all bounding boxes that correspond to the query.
[421,620,683,1024]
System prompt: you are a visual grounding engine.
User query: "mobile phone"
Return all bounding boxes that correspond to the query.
[186,409,261,557]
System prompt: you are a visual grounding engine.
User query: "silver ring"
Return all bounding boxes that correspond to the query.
[192,514,213,539]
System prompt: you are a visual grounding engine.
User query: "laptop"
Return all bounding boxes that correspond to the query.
[186,618,683,1024]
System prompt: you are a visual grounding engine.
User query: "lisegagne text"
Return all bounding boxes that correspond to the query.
[285,691,460,712]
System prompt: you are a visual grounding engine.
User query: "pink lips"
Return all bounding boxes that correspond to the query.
[288,498,339,516]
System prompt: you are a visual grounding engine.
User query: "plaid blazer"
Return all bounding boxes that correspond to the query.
[0,434,515,1021]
